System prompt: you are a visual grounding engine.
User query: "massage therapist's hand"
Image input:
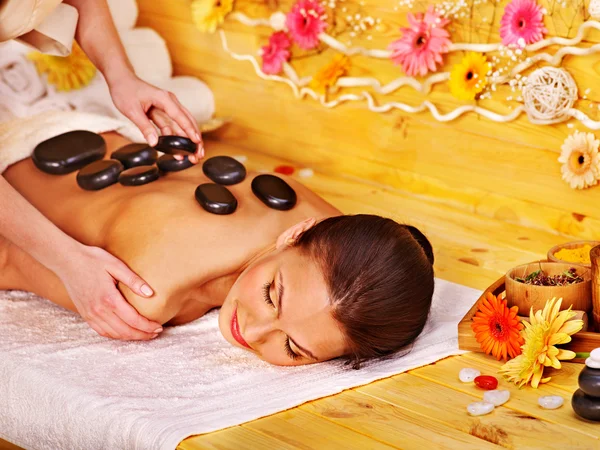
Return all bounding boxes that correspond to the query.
[57,244,164,341]
[109,72,205,164]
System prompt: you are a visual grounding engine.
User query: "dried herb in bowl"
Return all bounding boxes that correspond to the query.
[515,267,584,286]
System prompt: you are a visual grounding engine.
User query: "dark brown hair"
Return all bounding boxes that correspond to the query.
[295,215,435,369]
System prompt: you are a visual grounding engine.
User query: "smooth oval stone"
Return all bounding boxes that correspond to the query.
[154,135,196,154]
[590,348,600,361]
[572,389,600,421]
[202,156,247,185]
[251,174,297,211]
[195,183,237,215]
[586,357,600,369]
[474,375,498,390]
[32,130,105,175]
[467,402,495,416]
[579,366,600,397]
[459,368,481,383]
[77,160,124,191]
[157,154,194,172]
[118,165,160,186]
[111,143,158,169]
[538,395,564,410]
[483,390,510,406]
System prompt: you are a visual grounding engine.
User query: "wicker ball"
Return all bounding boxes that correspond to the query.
[522,67,578,123]
[590,0,600,18]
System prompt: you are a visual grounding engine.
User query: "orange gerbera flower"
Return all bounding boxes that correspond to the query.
[471,292,524,361]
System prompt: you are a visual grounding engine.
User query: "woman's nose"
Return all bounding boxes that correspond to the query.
[243,314,276,346]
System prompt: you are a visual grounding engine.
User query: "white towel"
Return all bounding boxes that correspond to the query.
[0,115,481,447]
[0,110,142,174]
[0,278,480,450]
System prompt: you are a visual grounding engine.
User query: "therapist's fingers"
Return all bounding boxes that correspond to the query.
[154,91,200,144]
[150,108,186,138]
[171,97,204,159]
[127,105,159,147]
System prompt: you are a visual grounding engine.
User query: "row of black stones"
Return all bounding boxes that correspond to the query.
[32,131,297,214]
[572,366,600,421]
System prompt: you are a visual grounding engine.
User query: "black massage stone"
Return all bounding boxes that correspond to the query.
[157,154,194,172]
[195,183,238,215]
[119,165,160,186]
[202,156,247,185]
[572,389,600,421]
[579,367,600,397]
[111,143,158,169]
[32,130,106,175]
[251,174,297,211]
[77,160,124,191]
[155,135,196,155]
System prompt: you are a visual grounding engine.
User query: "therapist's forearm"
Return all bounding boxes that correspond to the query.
[0,177,79,273]
[63,0,134,86]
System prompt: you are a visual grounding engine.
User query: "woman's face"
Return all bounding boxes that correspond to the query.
[218,246,347,366]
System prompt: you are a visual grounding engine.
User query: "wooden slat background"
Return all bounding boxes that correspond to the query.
[137,0,600,246]
[133,1,600,448]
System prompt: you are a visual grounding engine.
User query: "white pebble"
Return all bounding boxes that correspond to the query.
[467,401,495,416]
[483,389,510,406]
[585,357,600,369]
[538,395,564,409]
[298,168,314,178]
[233,155,248,163]
[459,368,481,382]
[590,348,600,361]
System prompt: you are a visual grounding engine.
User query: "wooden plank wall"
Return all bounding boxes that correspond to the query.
[136,0,600,243]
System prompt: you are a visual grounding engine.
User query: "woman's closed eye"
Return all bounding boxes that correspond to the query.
[262,280,301,360]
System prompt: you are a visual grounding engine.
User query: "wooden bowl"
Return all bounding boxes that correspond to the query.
[547,241,600,268]
[505,262,592,313]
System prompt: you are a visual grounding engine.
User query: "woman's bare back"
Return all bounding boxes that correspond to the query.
[1,132,339,324]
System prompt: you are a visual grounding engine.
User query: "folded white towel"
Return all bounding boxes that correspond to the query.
[0,278,479,450]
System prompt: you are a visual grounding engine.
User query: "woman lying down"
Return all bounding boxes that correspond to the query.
[0,131,435,368]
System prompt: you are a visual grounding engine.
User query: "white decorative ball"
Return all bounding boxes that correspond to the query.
[270,12,288,31]
[589,0,600,18]
[522,67,578,123]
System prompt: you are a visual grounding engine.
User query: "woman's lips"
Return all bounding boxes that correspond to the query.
[231,307,252,349]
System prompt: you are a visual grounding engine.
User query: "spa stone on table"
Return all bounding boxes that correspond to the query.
[118,165,160,186]
[579,367,600,397]
[195,183,237,215]
[538,395,564,410]
[251,174,297,211]
[157,154,194,172]
[202,156,247,185]
[459,368,481,383]
[483,390,510,406]
[154,136,196,155]
[467,402,494,416]
[33,130,106,174]
[572,389,600,421]
[77,160,124,191]
[111,143,158,168]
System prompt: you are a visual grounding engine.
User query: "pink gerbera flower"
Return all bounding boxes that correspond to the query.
[261,32,292,75]
[500,0,547,46]
[286,0,327,50]
[388,6,451,77]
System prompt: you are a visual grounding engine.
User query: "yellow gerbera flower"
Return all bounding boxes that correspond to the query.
[27,42,96,92]
[499,297,583,388]
[309,54,351,94]
[191,0,234,33]
[448,52,490,101]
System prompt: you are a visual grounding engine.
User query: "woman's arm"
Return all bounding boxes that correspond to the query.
[63,0,204,161]
[0,176,163,340]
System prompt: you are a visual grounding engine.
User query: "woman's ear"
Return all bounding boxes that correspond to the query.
[276,217,317,249]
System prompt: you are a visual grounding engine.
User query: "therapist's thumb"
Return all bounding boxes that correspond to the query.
[127,106,158,147]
